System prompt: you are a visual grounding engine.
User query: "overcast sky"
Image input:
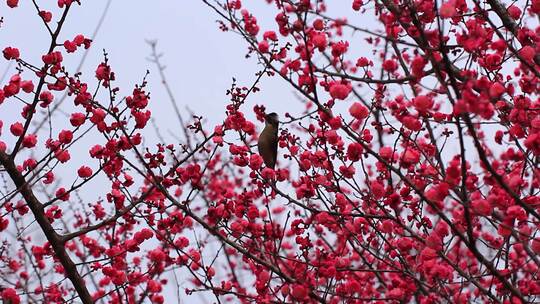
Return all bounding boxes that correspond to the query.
[0,1,358,302]
[0,1,316,130]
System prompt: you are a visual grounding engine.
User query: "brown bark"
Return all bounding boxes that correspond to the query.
[0,152,94,304]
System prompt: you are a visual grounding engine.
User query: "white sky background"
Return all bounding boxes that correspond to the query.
[0,1,362,128]
[1,0,527,302]
[1,1,295,127]
[0,1,362,303]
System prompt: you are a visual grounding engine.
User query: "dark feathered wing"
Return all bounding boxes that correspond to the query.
[270,130,277,169]
[258,125,278,169]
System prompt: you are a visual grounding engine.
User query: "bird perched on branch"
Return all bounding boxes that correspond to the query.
[257,112,279,169]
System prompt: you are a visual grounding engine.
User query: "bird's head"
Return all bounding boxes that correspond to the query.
[265,112,279,126]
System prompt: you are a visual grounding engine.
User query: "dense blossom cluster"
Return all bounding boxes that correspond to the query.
[1,0,540,303]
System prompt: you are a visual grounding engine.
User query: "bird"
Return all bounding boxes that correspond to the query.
[258,112,279,169]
